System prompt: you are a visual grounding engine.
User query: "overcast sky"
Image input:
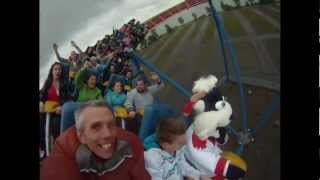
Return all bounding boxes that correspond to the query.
[40,0,185,87]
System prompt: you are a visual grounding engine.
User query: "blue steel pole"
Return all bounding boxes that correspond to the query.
[236,143,245,155]
[207,0,229,82]
[227,125,238,137]
[220,29,249,131]
[133,53,192,98]
[207,0,248,131]
[131,53,142,75]
[250,94,280,136]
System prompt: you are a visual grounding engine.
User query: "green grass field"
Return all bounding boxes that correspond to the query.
[238,7,279,34]
[221,12,247,37]
[263,38,280,68]
[139,3,280,107]
[256,5,280,21]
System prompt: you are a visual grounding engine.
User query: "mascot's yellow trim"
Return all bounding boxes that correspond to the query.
[222,151,247,171]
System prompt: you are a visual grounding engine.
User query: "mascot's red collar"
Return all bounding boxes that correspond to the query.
[192,133,207,149]
[192,133,217,149]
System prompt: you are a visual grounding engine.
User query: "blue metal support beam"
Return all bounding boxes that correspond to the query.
[207,0,248,131]
[207,0,229,82]
[227,124,238,137]
[236,143,245,155]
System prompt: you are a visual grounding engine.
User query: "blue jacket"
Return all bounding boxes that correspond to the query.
[105,90,127,109]
[143,134,160,150]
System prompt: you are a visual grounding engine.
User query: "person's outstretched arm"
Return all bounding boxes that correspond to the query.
[148,73,164,94]
[178,149,201,179]
[53,43,69,64]
[124,90,136,118]
[95,42,103,59]
[74,68,88,90]
[142,150,163,180]
[70,40,83,54]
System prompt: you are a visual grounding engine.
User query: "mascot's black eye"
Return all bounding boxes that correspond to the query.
[214,101,226,111]
[207,103,216,111]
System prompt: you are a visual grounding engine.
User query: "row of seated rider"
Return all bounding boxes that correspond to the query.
[38,59,163,149]
[38,62,119,159]
[40,19,247,179]
[71,57,135,102]
[55,46,135,101]
[40,59,241,180]
[41,57,143,142]
[70,66,164,135]
[39,62,163,159]
[40,99,246,180]
[39,19,149,158]
[52,17,148,100]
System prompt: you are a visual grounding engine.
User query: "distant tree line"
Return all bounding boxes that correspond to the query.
[147,29,160,46]
[147,0,277,45]
[165,24,173,33]
[259,0,275,5]
[178,17,184,25]
[221,0,275,11]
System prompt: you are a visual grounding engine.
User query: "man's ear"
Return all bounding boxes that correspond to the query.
[77,131,86,144]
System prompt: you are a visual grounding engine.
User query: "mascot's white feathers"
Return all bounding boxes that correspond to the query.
[182,74,246,179]
[193,100,206,114]
[193,100,232,140]
[192,75,218,94]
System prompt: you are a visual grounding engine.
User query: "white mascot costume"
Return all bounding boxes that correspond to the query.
[182,75,247,180]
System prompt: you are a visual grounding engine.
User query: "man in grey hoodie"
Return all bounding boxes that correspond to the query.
[124,72,164,135]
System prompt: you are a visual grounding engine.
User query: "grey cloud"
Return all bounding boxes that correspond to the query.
[40,0,124,66]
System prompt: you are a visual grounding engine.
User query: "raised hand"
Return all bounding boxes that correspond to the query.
[150,72,160,82]
[190,91,207,102]
[53,43,58,50]
[56,106,62,114]
[128,111,136,118]
[70,40,76,47]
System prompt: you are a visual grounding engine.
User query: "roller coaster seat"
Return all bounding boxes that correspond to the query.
[60,101,81,133]
[114,106,128,119]
[138,103,177,141]
[44,101,60,113]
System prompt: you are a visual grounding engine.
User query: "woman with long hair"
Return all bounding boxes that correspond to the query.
[39,62,69,159]
[40,62,69,108]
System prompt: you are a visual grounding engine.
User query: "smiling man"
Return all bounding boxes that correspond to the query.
[40,100,151,180]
